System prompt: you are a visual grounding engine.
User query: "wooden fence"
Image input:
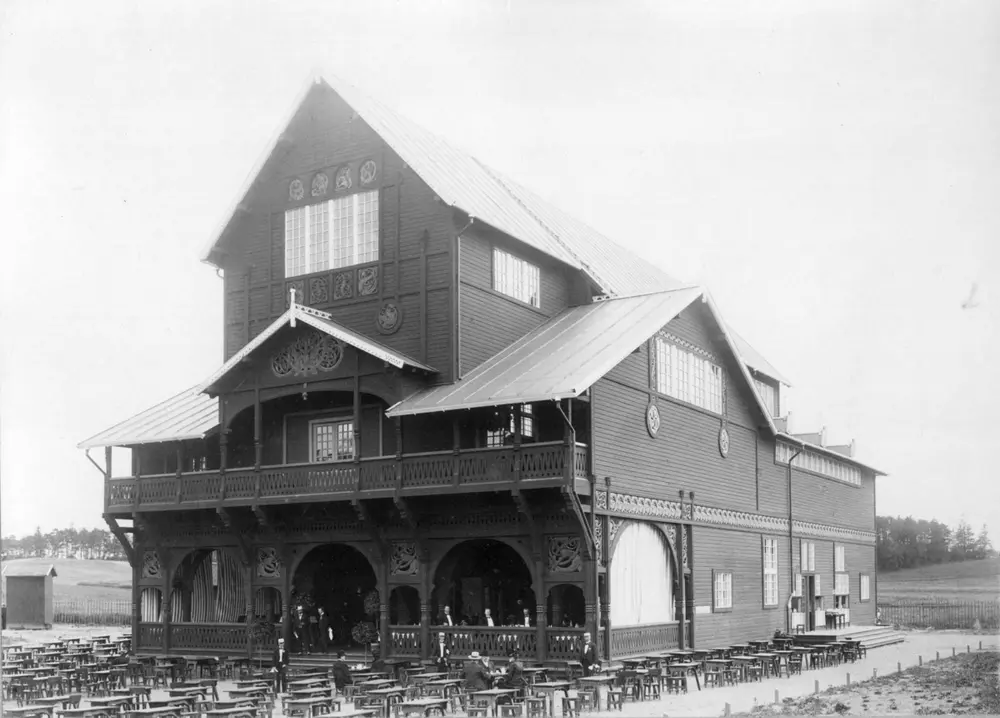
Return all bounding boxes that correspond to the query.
[54,597,130,626]
[878,600,999,630]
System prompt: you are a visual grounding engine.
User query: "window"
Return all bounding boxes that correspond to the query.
[284,191,380,278]
[753,378,779,417]
[311,419,355,462]
[835,573,849,596]
[762,538,779,607]
[860,574,871,602]
[486,404,534,448]
[775,441,861,486]
[800,540,816,572]
[794,573,803,597]
[814,574,821,595]
[713,570,733,612]
[493,248,540,307]
[835,545,846,573]
[654,336,723,414]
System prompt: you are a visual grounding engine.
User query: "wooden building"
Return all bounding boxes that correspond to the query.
[2,564,57,629]
[80,74,885,662]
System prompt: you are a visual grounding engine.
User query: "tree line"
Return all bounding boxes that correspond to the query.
[1,526,127,561]
[877,515,994,571]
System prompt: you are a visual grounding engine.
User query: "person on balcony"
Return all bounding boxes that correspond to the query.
[521,608,532,627]
[271,638,290,693]
[579,632,600,676]
[433,631,451,673]
[293,606,311,655]
[464,651,491,691]
[483,608,495,627]
[441,605,455,626]
[332,651,353,691]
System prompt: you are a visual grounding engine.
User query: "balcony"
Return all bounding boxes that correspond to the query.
[106,441,589,513]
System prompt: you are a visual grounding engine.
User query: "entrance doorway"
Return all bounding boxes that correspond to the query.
[292,544,377,651]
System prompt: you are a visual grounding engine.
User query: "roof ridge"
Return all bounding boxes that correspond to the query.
[472,157,615,294]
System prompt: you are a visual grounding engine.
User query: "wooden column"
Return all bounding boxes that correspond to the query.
[419,547,431,660]
[253,387,263,470]
[281,547,293,647]
[161,551,172,654]
[451,418,461,488]
[533,562,546,661]
[353,370,361,466]
[584,557,598,657]
[677,530,686,649]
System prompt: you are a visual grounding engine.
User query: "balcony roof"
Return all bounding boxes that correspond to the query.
[200,301,436,394]
[77,386,219,449]
[387,286,776,431]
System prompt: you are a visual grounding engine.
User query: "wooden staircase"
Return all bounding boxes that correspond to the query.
[794,624,906,649]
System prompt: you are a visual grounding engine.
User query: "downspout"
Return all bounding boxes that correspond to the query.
[454,216,475,380]
[786,441,804,633]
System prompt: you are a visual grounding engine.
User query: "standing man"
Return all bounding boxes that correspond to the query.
[441,605,455,627]
[579,632,599,676]
[293,606,311,655]
[271,637,290,693]
[482,608,495,627]
[521,608,532,628]
[317,607,330,654]
[433,631,451,673]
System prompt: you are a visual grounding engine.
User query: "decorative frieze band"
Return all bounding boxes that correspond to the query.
[599,490,875,544]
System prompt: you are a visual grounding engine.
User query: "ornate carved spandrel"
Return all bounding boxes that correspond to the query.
[271,330,344,378]
[547,536,583,573]
[141,550,161,580]
[389,542,419,576]
[256,547,282,579]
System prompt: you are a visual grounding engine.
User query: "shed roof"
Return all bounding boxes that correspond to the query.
[2,564,57,578]
[77,386,218,449]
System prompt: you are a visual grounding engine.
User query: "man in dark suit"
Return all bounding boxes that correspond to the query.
[463,651,491,692]
[579,632,599,676]
[317,607,330,654]
[433,631,451,673]
[271,638,290,693]
[440,605,455,627]
[331,650,353,692]
[293,606,311,655]
[482,608,496,627]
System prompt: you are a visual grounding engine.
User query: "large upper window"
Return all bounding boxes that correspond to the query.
[285,192,379,278]
[493,248,540,307]
[713,570,733,612]
[762,538,779,607]
[753,378,779,417]
[775,442,861,486]
[653,335,723,414]
[800,540,816,572]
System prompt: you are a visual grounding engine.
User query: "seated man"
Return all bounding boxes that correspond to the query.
[331,650,353,691]
[498,649,526,695]
[370,646,388,676]
[463,651,491,692]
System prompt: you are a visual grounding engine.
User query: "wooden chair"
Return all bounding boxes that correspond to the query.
[561,696,582,718]
[788,655,803,676]
[500,704,524,718]
[524,695,547,717]
[642,669,662,700]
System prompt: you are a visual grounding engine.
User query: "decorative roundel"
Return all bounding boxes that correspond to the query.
[718,426,731,458]
[645,402,661,438]
[360,159,378,186]
[335,165,353,191]
[289,178,305,201]
[311,172,329,197]
[376,302,402,334]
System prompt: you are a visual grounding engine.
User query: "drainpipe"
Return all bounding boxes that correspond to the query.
[787,441,804,633]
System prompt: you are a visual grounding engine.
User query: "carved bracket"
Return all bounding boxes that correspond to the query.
[104,514,136,567]
[352,498,387,560]
[560,486,594,559]
[216,507,252,567]
[512,488,541,560]
[393,495,419,533]
[252,504,285,534]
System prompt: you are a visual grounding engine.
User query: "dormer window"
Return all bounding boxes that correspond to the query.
[493,248,540,307]
[285,191,379,278]
[753,378,779,417]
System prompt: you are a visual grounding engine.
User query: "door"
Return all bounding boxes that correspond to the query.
[805,576,816,631]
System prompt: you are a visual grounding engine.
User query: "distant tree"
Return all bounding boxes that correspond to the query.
[973,525,993,560]
[951,519,976,561]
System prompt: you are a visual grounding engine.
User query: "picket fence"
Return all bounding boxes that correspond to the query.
[878,600,999,630]
[54,597,131,626]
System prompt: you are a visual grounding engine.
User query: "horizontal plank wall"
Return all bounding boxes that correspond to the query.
[458,226,570,376]
[788,470,875,531]
[846,543,877,625]
[691,526,791,646]
[220,86,455,381]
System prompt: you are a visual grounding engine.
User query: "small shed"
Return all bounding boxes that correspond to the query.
[2,563,57,629]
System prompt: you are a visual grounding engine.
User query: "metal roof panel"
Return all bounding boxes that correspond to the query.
[77,386,219,449]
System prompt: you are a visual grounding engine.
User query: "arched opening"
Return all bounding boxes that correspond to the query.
[610,522,675,625]
[432,539,534,626]
[292,544,378,651]
[253,587,283,624]
[546,584,585,627]
[140,587,162,622]
[389,586,420,626]
[170,549,245,623]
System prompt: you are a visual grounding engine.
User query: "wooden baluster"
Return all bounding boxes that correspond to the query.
[452,418,461,488]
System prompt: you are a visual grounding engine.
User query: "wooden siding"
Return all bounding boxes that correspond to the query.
[791,467,875,531]
[458,226,570,376]
[220,88,455,382]
[691,526,791,646]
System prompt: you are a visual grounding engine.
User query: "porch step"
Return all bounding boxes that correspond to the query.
[794,625,906,650]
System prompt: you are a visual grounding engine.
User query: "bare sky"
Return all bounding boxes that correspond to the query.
[1,0,997,541]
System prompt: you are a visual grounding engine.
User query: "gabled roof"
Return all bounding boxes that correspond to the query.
[2,563,57,578]
[200,301,436,394]
[730,330,792,386]
[388,286,777,435]
[201,73,682,299]
[77,386,218,449]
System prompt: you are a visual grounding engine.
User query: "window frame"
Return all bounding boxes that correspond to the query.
[653,335,724,415]
[800,540,816,573]
[486,404,535,448]
[712,569,733,613]
[491,247,541,308]
[834,545,846,573]
[834,572,850,596]
[284,191,380,279]
[762,537,779,608]
[859,573,871,602]
[308,417,356,463]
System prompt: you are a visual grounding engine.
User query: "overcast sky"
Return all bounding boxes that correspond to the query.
[1,0,997,542]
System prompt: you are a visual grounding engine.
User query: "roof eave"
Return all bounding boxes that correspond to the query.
[777,433,887,477]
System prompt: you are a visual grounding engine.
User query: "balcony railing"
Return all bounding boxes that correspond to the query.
[107,442,588,512]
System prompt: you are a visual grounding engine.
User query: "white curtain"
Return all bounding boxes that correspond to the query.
[140,588,161,622]
[610,522,674,625]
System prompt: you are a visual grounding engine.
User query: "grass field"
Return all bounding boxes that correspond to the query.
[878,558,1000,601]
[2,557,131,599]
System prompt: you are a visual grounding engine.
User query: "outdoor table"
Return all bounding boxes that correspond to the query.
[622,658,648,670]
[366,687,407,718]
[409,672,446,684]
[751,652,779,677]
[228,688,271,701]
[577,674,616,711]
[60,709,115,718]
[34,694,78,708]
[4,705,58,718]
[357,679,395,691]
[285,696,334,718]
[790,647,814,669]
[125,708,186,718]
[665,661,701,691]
[326,711,376,718]
[288,677,328,688]
[471,688,519,717]
[289,687,333,700]
[205,709,257,718]
[531,681,572,717]
[88,696,134,710]
[234,679,273,689]
[397,697,449,717]
[729,655,761,682]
